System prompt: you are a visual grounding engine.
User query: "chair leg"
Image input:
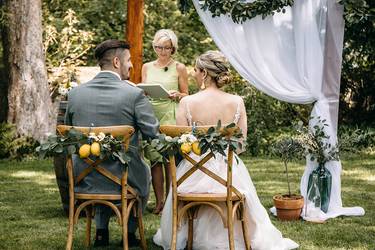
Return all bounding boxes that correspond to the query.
[171,208,178,250]
[84,206,92,247]
[187,210,194,250]
[66,207,74,250]
[227,202,235,250]
[240,203,251,250]
[137,203,147,250]
[122,207,129,250]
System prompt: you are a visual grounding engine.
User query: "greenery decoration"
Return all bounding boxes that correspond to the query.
[200,0,294,23]
[179,0,374,25]
[36,128,130,166]
[146,121,244,164]
[295,118,339,166]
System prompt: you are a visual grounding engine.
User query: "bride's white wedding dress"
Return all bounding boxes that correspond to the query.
[153,102,299,250]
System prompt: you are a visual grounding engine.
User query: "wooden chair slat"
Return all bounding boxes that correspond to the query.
[95,166,122,186]
[183,153,243,199]
[177,193,241,202]
[75,193,136,200]
[74,165,94,185]
[177,152,214,186]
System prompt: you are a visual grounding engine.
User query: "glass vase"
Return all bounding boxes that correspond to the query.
[307,164,332,213]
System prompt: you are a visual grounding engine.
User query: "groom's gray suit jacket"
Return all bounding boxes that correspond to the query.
[65,71,159,198]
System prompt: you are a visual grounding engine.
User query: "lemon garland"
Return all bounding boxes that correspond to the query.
[36,128,130,165]
[146,122,244,164]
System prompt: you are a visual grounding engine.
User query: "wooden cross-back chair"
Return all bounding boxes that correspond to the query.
[160,125,251,250]
[56,125,146,250]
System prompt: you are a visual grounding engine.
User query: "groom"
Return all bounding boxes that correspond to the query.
[65,39,159,247]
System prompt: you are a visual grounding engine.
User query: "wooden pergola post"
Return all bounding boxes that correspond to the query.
[126,0,144,83]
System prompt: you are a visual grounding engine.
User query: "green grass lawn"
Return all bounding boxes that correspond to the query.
[0,154,374,250]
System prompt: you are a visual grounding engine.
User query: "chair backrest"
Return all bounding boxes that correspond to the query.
[57,125,134,149]
[56,125,135,193]
[160,125,243,199]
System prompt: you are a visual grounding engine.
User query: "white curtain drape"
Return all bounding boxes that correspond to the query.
[193,0,364,221]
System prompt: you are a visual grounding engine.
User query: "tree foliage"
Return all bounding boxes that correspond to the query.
[38,0,374,153]
[339,0,375,125]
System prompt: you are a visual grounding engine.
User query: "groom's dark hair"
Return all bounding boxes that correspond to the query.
[94,39,130,68]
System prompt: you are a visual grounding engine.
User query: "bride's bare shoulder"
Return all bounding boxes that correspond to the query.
[221,91,244,103]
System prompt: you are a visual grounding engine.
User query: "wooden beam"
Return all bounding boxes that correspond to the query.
[126,0,144,84]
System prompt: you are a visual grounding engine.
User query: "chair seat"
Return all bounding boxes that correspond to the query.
[178,192,242,202]
[75,193,136,201]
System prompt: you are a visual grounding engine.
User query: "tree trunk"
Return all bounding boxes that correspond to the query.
[0,2,9,123]
[127,0,144,84]
[4,0,53,141]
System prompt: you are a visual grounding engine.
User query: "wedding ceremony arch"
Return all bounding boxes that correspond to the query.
[190,0,365,221]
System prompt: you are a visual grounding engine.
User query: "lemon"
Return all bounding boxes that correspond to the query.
[79,144,91,158]
[192,141,201,155]
[180,143,192,154]
[90,142,101,157]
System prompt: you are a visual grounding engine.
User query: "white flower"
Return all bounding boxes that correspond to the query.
[187,134,197,142]
[70,81,78,88]
[178,133,197,143]
[179,134,188,143]
[58,86,68,96]
[97,132,106,141]
[165,136,173,142]
[88,132,97,140]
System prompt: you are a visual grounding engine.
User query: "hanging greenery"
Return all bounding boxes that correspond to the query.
[200,0,294,23]
[179,0,374,24]
[179,0,294,23]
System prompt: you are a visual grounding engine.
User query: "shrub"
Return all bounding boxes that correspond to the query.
[0,123,39,160]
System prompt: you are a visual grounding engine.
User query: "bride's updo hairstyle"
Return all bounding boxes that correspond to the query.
[195,50,231,88]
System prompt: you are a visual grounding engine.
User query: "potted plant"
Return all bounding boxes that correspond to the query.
[271,137,305,221]
[296,117,339,213]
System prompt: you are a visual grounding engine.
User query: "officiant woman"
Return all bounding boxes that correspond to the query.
[142,29,188,214]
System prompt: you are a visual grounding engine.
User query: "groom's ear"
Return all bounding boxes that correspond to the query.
[113,57,121,69]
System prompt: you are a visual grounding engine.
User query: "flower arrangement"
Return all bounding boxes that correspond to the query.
[36,128,130,166]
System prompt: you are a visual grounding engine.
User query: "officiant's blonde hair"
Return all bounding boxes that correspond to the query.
[152,29,178,54]
[196,50,231,88]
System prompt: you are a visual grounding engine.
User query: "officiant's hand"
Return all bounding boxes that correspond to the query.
[168,90,182,101]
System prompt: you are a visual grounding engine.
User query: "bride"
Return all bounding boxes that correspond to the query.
[153,50,299,250]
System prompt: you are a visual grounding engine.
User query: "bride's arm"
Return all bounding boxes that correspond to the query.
[176,97,189,126]
[236,98,247,154]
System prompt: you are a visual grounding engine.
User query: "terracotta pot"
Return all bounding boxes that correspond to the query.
[273,194,304,221]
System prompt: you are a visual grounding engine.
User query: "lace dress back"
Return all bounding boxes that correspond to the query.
[186,100,241,126]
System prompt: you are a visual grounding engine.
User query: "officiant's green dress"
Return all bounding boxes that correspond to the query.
[145,61,178,125]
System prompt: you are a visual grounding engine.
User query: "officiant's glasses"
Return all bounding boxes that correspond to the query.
[154,45,173,52]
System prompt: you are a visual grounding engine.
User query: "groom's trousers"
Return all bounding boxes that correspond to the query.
[94,194,149,232]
